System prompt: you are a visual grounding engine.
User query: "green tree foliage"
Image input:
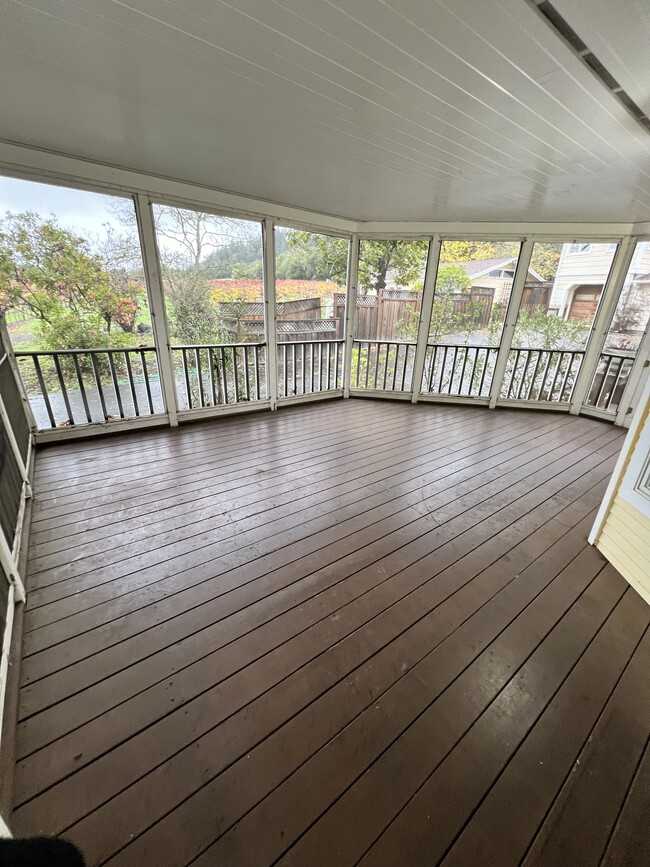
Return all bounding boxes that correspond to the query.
[512,307,590,349]
[439,240,561,282]
[358,240,428,294]
[0,212,139,347]
[434,264,472,294]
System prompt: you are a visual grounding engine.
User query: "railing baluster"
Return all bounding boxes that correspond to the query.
[107,351,125,418]
[391,344,399,390]
[478,348,490,396]
[232,346,240,403]
[53,353,75,423]
[468,348,479,396]
[302,343,307,394]
[33,354,56,428]
[243,345,251,401]
[73,352,93,422]
[326,341,332,390]
[208,347,217,406]
[292,344,297,396]
[516,350,532,400]
[438,346,448,392]
[449,347,459,394]
[456,347,468,395]
[605,357,626,411]
[335,342,341,389]
[527,351,543,400]
[593,354,615,409]
[507,350,520,399]
[219,346,228,404]
[310,343,315,393]
[124,351,140,417]
[282,344,288,398]
[90,352,109,420]
[181,349,192,408]
[139,350,154,414]
[427,346,437,393]
[254,344,261,400]
[537,349,553,400]
[317,340,323,391]
[558,352,576,402]
[401,345,409,391]
[381,343,389,390]
[194,348,206,407]
[548,352,564,402]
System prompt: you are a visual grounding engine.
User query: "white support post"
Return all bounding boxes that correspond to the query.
[489,239,534,408]
[0,316,37,433]
[615,324,650,426]
[570,237,637,415]
[411,236,440,403]
[343,235,360,399]
[263,217,279,410]
[0,530,25,605]
[134,194,179,427]
[0,394,31,498]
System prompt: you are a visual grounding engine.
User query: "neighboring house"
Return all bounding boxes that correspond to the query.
[551,242,650,339]
[403,257,544,305]
[447,257,544,304]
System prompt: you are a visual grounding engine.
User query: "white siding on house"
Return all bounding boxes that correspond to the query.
[550,243,618,314]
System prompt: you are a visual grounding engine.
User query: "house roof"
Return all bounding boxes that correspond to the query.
[447,257,516,278]
[438,257,544,282]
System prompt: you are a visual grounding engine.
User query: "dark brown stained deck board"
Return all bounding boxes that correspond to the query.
[14,469,612,792]
[17,415,586,702]
[29,400,429,515]
[22,413,556,597]
[9,402,648,867]
[25,404,486,547]
[17,430,619,735]
[24,409,551,592]
[601,739,650,867]
[352,584,649,867]
[63,516,608,866]
[25,405,481,557]
[12,448,616,812]
[517,626,650,867]
[22,414,599,642]
[192,563,628,867]
[21,422,621,659]
[30,401,423,499]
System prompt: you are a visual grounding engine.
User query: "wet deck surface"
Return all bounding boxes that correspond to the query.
[11,400,650,866]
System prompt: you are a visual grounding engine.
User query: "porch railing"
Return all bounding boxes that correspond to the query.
[277,340,343,398]
[171,343,266,410]
[420,344,498,397]
[500,348,585,403]
[15,348,162,429]
[351,339,416,392]
[585,351,635,414]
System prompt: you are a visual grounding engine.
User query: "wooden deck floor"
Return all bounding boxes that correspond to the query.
[9,400,650,866]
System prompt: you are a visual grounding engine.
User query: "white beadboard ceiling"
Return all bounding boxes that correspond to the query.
[1,0,649,223]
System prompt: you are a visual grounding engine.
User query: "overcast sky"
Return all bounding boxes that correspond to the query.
[0,175,127,237]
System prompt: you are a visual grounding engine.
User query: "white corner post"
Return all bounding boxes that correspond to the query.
[411,235,440,403]
[489,239,534,408]
[342,234,360,399]
[569,237,636,416]
[134,194,179,427]
[0,531,24,605]
[263,217,279,410]
[615,314,650,426]
[0,316,37,436]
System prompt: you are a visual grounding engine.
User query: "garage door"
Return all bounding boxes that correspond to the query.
[568,285,602,321]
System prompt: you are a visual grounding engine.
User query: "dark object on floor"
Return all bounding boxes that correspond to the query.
[0,837,85,866]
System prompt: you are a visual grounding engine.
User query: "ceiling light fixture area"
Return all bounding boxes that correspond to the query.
[527,0,650,134]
